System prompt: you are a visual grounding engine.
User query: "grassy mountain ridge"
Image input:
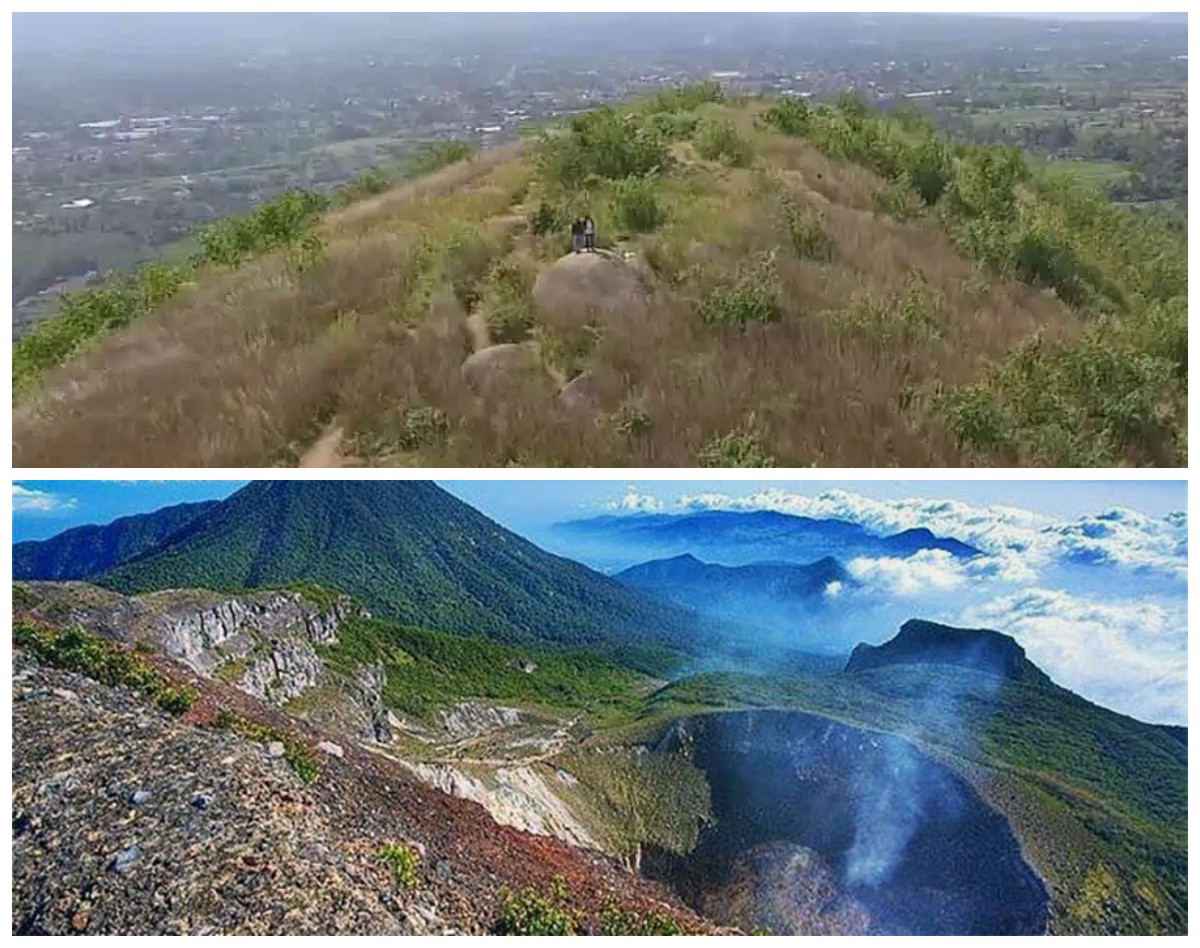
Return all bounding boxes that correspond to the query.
[91,481,708,673]
[12,88,1185,467]
[12,500,219,581]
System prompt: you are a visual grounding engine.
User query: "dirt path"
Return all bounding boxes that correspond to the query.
[465,311,491,351]
[298,422,347,468]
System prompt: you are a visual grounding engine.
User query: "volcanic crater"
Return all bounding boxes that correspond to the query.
[644,710,1049,935]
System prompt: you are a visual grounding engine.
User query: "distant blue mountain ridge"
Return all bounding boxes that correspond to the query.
[551,509,982,572]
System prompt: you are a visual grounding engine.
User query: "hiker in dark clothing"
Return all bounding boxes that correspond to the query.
[583,214,596,251]
[571,217,585,253]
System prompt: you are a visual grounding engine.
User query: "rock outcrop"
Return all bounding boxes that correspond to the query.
[15,583,386,739]
[845,619,1041,682]
[532,251,649,332]
[460,343,541,394]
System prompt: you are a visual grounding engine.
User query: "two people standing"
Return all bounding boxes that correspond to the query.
[571,214,596,254]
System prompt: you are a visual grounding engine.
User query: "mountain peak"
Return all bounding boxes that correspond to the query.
[845,619,1043,682]
[20,481,704,674]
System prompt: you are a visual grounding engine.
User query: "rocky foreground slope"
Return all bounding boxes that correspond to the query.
[11,648,711,935]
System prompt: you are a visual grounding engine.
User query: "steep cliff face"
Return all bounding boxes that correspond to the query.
[15,582,384,740]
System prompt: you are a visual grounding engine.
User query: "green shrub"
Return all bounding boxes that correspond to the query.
[443,229,511,310]
[537,108,670,188]
[482,259,535,343]
[599,898,684,935]
[611,399,653,438]
[495,878,580,935]
[694,119,753,166]
[832,277,947,345]
[611,176,666,233]
[395,406,451,451]
[335,166,392,206]
[14,188,333,392]
[211,710,319,784]
[404,140,475,178]
[697,419,776,467]
[646,80,725,115]
[285,231,325,275]
[13,620,196,715]
[763,96,813,136]
[646,109,701,141]
[13,262,191,392]
[378,842,421,889]
[941,328,1182,466]
[528,200,570,237]
[197,189,329,267]
[700,256,780,327]
[945,145,1027,222]
[783,200,834,260]
[874,178,923,220]
[905,137,955,206]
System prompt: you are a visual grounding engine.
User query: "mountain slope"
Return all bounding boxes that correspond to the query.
[12,500,218,581]
[12,93,1185,468]
[11,643,711,935]
[616,554,850,637]
[556,509,980,571]
[89,481,708,671]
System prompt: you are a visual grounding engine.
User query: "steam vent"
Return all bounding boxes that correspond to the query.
[648,711,1049,935]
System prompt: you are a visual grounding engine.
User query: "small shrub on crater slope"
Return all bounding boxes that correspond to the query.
[14,620,196,715]
[378,842,422,889]
[494,877,581,935]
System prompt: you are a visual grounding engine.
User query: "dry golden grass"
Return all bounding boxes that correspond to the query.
[12,122,1084,468]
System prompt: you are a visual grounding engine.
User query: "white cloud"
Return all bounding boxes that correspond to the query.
[824,580,844,599]
[670,488,1186,580]
[606,486,664,514]
[847,549,969,597]
[957,589,1187,724]
[12,485,78,514]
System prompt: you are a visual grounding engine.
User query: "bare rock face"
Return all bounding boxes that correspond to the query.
[240,640,326,704]
[532,252,649,331]
[354,663,394,744]
[153,593,361,695]
[399,761,599,851]
[460,344,541,394]
[441,702,523,739]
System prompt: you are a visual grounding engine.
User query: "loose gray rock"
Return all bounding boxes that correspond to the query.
[316,741,344,759]
[129,789,153,806]
[111,846,140,874]
[266,741,286,759]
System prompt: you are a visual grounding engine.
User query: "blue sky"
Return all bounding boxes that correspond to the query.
[11,478,1186,543]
